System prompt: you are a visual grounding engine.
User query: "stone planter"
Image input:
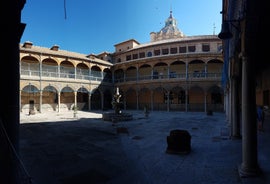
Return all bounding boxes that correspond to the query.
[207,110,213,116]
[166,129,191,154]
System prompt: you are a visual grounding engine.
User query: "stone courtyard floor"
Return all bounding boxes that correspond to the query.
[19,110,270,184]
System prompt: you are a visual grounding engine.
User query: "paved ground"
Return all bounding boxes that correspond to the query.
[19,110,270,184]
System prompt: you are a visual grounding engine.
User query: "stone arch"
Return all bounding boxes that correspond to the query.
[153,86,166,111]
[126,87,137,110]
[60,86,75,111]
[91,88,102,110]
[77,87,89,110]
[189,85,204,111]
[42,85,58,111]
[138,87,151,110]
[21,84,40,114]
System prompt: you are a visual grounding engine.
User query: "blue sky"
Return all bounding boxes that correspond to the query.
[21,0,222,55]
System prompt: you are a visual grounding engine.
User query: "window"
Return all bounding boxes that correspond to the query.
[132,53,138,60]
[126,55,131,61]
[147,51,152,57]
[162,48,169,55]
[139,52,145,58]
[202,44,210,52]
[179,46,187,53]
[154,49,160,56]
[170,47,177,54]
[164,91,173,104]
[169,71,176,78]
[211,93,222,104]
[178,90,186,104]
[188,46,196,52]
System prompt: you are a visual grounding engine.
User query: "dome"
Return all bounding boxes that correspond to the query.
[150,10,185,42]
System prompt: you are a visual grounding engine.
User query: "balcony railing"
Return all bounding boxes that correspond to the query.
[115,72,221,83]
[20,69,112,83]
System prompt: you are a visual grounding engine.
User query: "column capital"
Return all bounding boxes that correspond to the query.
[238,52,247,60]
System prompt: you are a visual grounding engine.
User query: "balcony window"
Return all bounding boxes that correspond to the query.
[179,46,186,53]
[154,49,160,56]
[202,44,210,52]
[147,51,152,57]
[170,47,177,54]
[162,48,169,55]
[139,52,145,58]
[126,55,131,61]
[188,46,196,52]
[133,53,138,60]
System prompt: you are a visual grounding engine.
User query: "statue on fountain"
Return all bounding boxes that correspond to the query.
[102,87,133,121]
[112,87,122,114]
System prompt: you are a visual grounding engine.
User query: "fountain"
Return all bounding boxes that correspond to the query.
[102,87,133,122]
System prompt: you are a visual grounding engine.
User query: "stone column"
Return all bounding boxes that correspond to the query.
[136,67,139,82]
[231,76,241,139]
[167,91,170,112]
[204,92,207,113]
[0,1,26,183]
[88,92,91,111]
[74,91,77,108]
[124,92,127,110]
[58,92,61,112]
[39,90,42,113]
[185,89,188,112]
[185,62,189,80]
[151,90,154,111]
[136,91,139,110]
[238,55,260,177]
[100,91,104,110]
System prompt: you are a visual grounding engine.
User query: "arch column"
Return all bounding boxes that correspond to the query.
[123,91,127,110]
[74,91,77,108]
[136,67,139,82]
[167,90,170,112]
[57,92,61,112]
[39,90,43,113]
[204,92,207,113]
[185,89,188,112]
[100,91,104,110]
[231,76,241,139]
[238,54,260,177]
[167,65,170,79]
[185,62,189,79]
[150,90,153,111]
[19,90,22,112]
[88,92,91,111]
[136,90,139,110]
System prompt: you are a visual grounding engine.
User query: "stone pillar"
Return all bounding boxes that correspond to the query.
[39,90,42,113]
[238,55,260,177]
[185,89,188,112]
[58,92,61,112]
[136,67,139,82]
[185,62,189,80]
[0,1,26,183]
[123,92,127,110]
[231,76,241,139]
[88,92,91,111]
[150,90,154,111]
[228,78,233,134]
[204,92,207,113]
[167,91,170,112]
[74,91,77,108]
[100,91,104,110]
[136,91,139,110]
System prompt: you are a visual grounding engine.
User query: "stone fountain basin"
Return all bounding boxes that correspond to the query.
[102,112,133,121]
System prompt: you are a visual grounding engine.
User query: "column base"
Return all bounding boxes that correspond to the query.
[231,134,242,140]
[238,163,262,178]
